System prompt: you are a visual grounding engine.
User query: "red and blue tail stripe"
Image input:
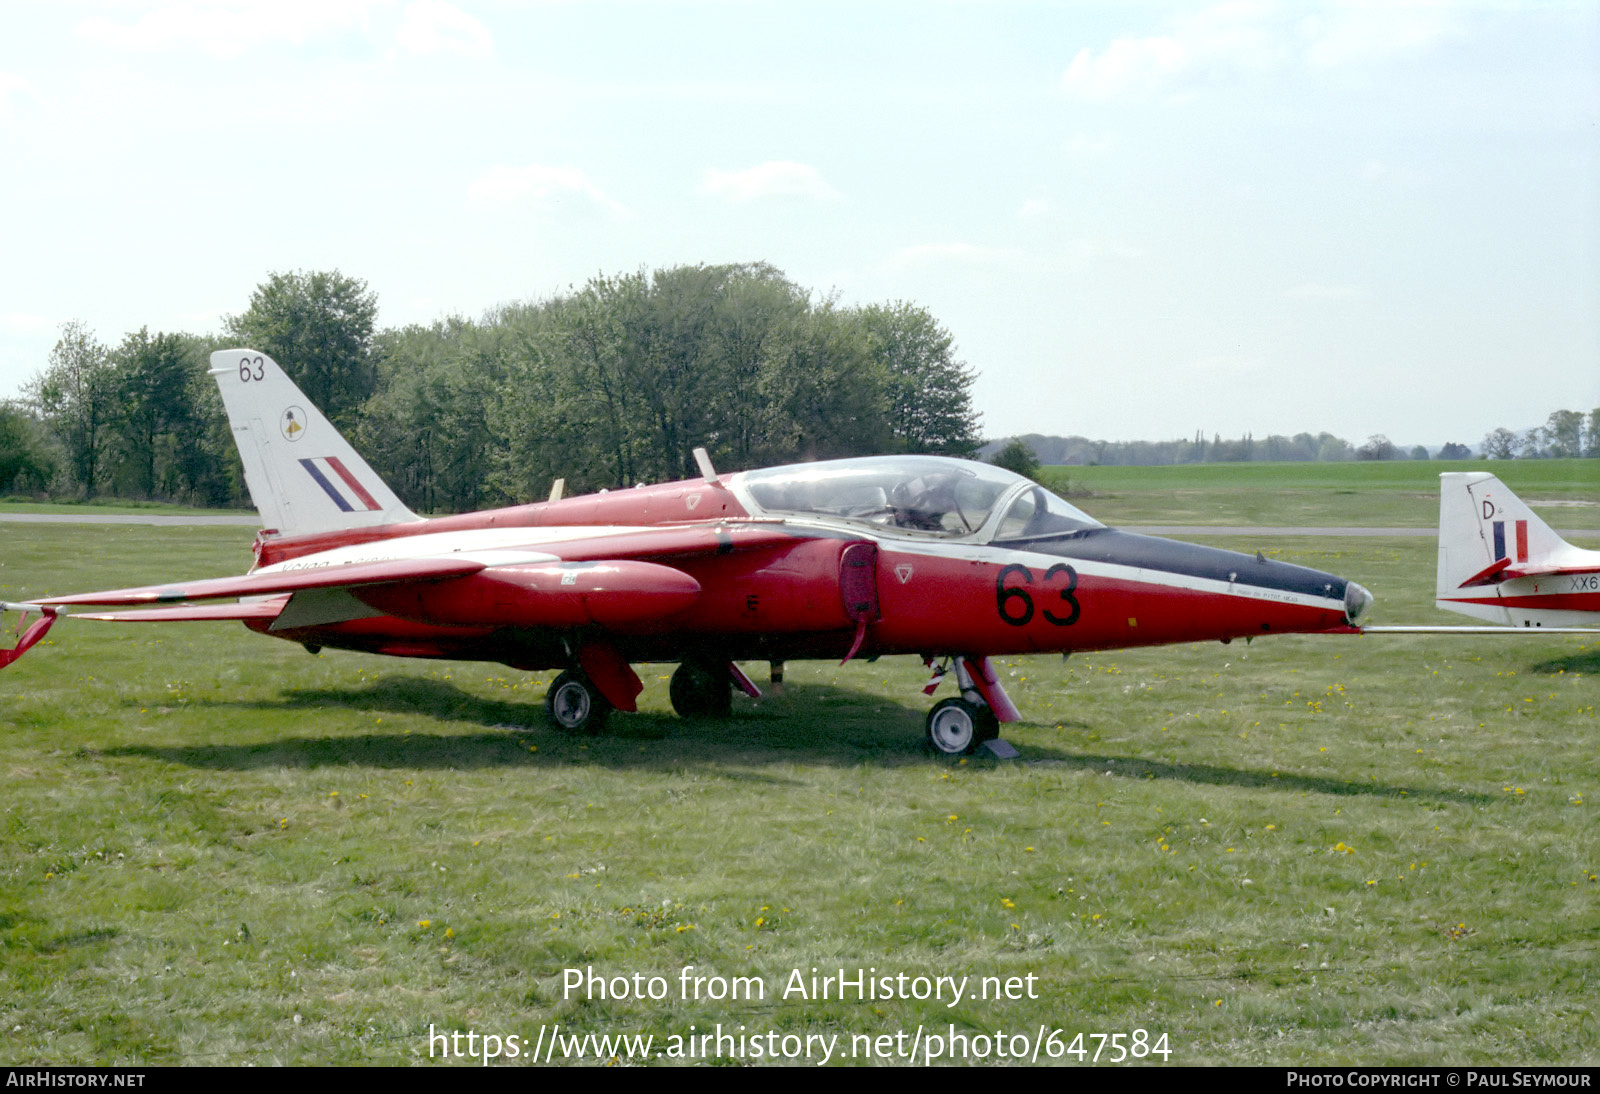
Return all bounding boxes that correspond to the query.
[1491,519,1528,563]
[300,457,382,512]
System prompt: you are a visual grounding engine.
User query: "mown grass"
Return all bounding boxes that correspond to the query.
[1043,459,1599,530]
[0,498,254,518]
[0,484,1596,1066]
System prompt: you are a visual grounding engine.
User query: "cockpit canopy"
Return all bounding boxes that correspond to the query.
[738,456,1102,542]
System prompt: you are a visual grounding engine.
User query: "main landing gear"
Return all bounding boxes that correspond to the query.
[544,656,751,733]
[669,658,733,718]
[545,669,611,734]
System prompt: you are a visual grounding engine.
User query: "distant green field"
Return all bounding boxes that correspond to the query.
[1042,459,1599,530]
[0,473,1595,1066]
[0,498,253,518]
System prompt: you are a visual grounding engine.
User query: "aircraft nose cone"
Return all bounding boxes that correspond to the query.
[1344,581,1373,625]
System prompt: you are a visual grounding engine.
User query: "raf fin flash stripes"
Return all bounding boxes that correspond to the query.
[299,457,382,512]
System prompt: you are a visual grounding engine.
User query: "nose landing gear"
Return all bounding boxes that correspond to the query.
[922,654,1011,756]
[925,697,1000,755]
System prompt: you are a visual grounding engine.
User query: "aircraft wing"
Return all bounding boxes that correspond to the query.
[1456,557,1600,587]
[25,557,489,608]
[506,521,801,564]
[72,598,291,622]
[0,522,809,670]
[1361,625,1598,634]
[0,559,488,669]
[1496,561,1600,582]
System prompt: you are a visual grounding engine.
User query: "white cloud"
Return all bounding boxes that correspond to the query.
[0,312,52,336]
[699,161,840,203]
[1302,3,1461,70]
[1018,198,1053,221]
[395,1,492,60]
[77,1,384,60]
[1063,34,1192,101]
[1062,1,1283,101]
[1062,1,1456,102]
[466,164,629,217]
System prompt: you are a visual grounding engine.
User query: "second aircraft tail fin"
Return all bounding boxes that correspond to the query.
[1437,471,1600,626]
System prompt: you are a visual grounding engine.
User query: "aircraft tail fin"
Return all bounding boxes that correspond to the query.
[1436,471,1598,625]
[210,349,419,537]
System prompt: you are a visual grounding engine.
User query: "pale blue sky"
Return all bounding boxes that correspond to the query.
[2,1,1596,449]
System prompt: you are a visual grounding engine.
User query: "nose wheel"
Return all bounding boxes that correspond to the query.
[545,670,611,733]
[925,697,1000,756]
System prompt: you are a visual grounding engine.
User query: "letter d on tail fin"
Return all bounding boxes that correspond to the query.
[210,349,419,537]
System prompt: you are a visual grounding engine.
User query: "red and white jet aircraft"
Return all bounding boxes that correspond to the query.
[2,350,1374,754]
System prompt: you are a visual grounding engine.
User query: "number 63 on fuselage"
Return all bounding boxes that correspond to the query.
[1,350,1373,756]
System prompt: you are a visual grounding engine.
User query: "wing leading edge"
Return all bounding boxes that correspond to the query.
[2,551,710,671]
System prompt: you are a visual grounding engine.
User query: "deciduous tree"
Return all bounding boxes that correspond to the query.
[225,270,378,429]
[1356,434,1399,460]
[1482,427,1520,460]
[109,328,205,499]
[28,322,114,497]
[858,302,981,457]
[0,403,54,494]
[990,438,1042,482]
[1543,410,1583,458]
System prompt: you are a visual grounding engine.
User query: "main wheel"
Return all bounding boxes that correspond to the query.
[669,659,733,718]
[545,670,610,733]
[927,697,993,756]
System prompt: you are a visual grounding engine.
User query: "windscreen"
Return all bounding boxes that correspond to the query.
[990,485,1103,541]
[741,456,1098,539]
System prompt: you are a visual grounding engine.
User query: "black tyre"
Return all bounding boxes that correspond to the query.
[974,704,1000,744]
[545,670,610,733]
[926,697,986,756]
[669,659,733,718]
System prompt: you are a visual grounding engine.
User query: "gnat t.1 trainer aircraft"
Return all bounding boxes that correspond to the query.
[1434,472,1600,627]
[1,350,1376,755]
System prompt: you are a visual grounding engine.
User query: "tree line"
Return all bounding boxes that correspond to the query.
[987,413,1600,469]
[6,266,1594,508]
[1479,410,1600,461]
[1,265,984,511]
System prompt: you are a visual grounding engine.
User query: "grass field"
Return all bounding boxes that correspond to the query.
[1042,458,1599,530]
[0,468,1596,1066]
[0,498,255,518]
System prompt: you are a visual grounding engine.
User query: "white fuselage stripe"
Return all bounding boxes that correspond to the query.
[258,518,1345,615]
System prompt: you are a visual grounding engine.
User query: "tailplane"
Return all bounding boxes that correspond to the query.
[211,349,419,537]
[1436,471,1600,626]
